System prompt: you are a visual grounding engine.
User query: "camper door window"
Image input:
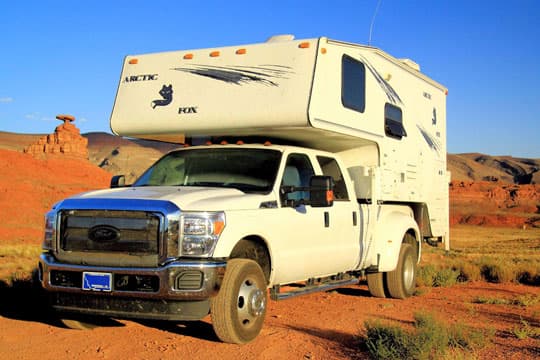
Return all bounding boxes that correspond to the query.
[341,54,366,113]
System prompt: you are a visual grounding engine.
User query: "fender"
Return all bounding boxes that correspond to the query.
[369,205,420,272]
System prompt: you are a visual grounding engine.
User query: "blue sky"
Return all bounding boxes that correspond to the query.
[1,0,539,157]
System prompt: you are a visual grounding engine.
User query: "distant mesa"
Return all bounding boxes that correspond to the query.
[24,114,89,159]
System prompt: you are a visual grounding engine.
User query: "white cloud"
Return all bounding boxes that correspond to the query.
[25,112,55,122]
[0,97,13,103]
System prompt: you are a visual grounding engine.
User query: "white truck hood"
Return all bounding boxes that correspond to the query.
[73,186,271,211]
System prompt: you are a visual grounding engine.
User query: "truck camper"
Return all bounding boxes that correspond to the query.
[39,35,449,343]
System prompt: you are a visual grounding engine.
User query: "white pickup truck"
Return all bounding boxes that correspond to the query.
[39,35,449,344]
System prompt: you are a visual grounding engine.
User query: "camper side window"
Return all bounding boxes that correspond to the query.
[341,55,366,113]
[384,103,407,139]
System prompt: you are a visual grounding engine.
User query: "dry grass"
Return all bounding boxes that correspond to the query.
[421,225,540,286]
[0,245,41,285]
[362,311,493,360]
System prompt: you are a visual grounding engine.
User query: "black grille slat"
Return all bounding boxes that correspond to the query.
[60,210,160,254]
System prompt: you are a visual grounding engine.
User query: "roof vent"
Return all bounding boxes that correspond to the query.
[399,58,421,72]
[266,34,295,43]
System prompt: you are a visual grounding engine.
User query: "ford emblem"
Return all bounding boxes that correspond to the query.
[88,225,120,242]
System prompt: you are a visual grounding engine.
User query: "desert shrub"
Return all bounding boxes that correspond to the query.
[515,265,540,286]
[451,260,482,282]
[411,312,449,359]
[448,321,494,350]
[416,265,437,287]
[472,296,510,305]
[363,311,492,360]
[364,321,414,360]
[478,258,516,283]
[416,265,460,287]
[513,294,540,307]
[512,319,540,340]
[433,268,460,287]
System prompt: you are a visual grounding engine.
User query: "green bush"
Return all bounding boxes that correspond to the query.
[433,268,460,287]
[416,265,438,287]
[451,260,482,282]
[479,259,516,283]
[363,311,493,360]
[512,319,540,340]
[416,265,460,287]
[364,321,415,360]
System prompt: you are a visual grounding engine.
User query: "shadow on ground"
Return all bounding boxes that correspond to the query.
[0,277,57,325]
[0,274,125,330]
[137,319,220,342]
[0,276,219,341]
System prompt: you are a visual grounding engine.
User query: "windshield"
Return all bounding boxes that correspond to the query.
[133,148,282,193]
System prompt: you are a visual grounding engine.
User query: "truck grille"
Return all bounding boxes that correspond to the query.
[59,210,160,254]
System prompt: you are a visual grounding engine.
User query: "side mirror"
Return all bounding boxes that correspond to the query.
[110,175,126,188]
[310,176,334,208]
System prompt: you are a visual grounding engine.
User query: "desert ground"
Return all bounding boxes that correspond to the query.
[0,130,539,359]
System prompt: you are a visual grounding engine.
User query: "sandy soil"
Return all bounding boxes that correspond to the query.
[0,281,539,359]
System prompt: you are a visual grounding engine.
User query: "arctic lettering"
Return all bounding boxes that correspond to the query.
[124,74,159,83]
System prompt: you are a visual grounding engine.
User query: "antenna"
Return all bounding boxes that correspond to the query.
[368,0,382,46]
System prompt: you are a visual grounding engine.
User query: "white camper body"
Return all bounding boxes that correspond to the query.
[40,36,449,344]
[111,36,448,243]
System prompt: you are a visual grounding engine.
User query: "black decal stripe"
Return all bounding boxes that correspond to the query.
[172,64,294,86]
[417,125,441,155]
[357,55,403,105]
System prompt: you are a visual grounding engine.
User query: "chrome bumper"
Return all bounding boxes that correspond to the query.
[39,253,226,301]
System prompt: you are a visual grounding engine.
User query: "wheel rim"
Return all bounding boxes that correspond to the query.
[237,278,266,327]
[403,252,415,291]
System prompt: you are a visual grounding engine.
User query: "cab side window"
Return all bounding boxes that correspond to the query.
[317,156,349,200]
[281,154,315,203]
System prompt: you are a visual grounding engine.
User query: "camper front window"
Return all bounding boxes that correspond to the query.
[133,148,282,194]
[341,54,366,113]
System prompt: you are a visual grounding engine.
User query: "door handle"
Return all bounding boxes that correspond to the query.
[324,211,330,227]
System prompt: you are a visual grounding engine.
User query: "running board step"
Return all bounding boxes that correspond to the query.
[270,278,359,301]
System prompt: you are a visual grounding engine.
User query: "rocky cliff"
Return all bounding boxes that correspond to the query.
[23,115,88,159]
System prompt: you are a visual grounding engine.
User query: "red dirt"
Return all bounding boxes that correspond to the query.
[0,148,539,359]
[0,149,110,245]
[0,282,538,359]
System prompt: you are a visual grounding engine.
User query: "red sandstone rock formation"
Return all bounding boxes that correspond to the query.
[449,180,540,227]
[24,114,88,159]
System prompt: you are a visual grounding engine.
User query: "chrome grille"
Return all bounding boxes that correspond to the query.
[60,210,160,254]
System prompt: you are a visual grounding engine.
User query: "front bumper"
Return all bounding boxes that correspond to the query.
[39,253,226,320]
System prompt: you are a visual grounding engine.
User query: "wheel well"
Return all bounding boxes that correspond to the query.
[229,237,271,284]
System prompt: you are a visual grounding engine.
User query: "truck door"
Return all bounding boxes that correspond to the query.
[273,153,358,283]
[316,156,360,269]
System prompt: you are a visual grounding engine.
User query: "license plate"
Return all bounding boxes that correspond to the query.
[82,272,112,292]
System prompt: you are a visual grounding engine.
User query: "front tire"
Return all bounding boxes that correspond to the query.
[386,242,416,299]
[211,259,267,344]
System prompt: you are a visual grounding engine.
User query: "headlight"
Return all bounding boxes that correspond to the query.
[181,212,225,256]
[43,210,57,251]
